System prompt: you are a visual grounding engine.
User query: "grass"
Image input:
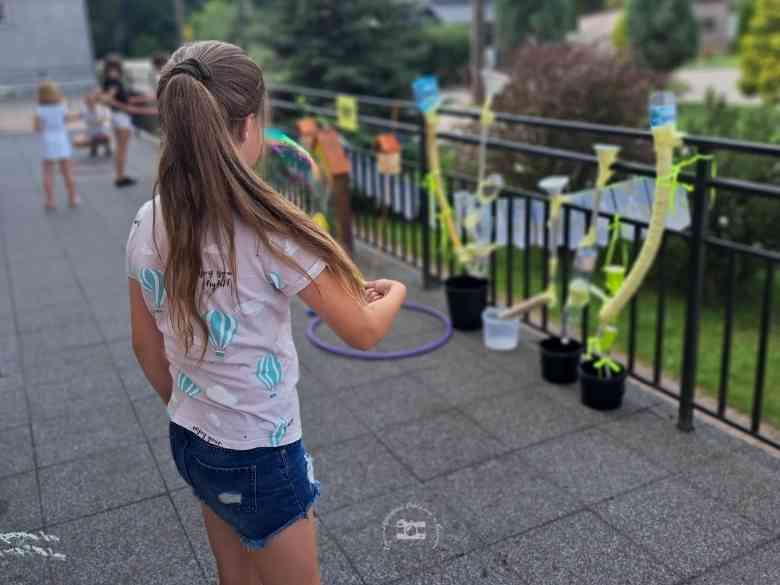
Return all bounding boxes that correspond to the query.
[356,209,780,431]
[687,53,741,69]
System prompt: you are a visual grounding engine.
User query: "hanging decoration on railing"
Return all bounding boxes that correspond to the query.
[336,94,358,132]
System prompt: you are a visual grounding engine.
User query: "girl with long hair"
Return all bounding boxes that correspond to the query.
[126,41,405,585]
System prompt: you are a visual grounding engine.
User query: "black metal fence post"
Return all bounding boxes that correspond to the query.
[418,114,432,289]
[678,148,713,432]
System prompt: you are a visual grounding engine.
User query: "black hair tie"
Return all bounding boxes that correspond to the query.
[171,58,212,83]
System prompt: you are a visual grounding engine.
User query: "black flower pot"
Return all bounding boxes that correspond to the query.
[444,275,488,331]
[579,358,627,411]
[539,337,583,385]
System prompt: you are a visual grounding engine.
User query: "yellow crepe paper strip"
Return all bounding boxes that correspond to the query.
[598,124,682,324]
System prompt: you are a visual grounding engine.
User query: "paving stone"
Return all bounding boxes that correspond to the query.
[299,392,371,450]
[0,425,34,479]
[0,554,49,585]
[15,301,95,335]
[118,367,157,402]
[40,443,165,525]
[483,511,681,585]
[381,411,505,481]
[322,485,476,584]
[33,402,145,467]
[133,395,170,440]
[11,284,84,313]
[0,386,28,431]
[689,540,780,584]
[0,472,42,533]
[170,488,217,584]
[427,450,582,544]
[301,348,424,390]
[107,338,137,372]
[48,496,205,585]
[599,409,743,472]
[313,435,419,513]
[320,530,363,585]
[681,451,780,535]
[394,552,512,585]
[149,435,188,492]
[341,373,451,431]
[522,427,669,504]
[594,477,769,578]
[465,387,594,450]
[410,363,520,406]
[23,343,115,387]
[27,369,128,421]
[21,323,103,364]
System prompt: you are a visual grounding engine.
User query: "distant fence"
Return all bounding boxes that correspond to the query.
[269,83,779,449]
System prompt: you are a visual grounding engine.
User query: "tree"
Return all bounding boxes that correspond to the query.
[739,0,780,102]
[269,0,427,97]
[85,0,208,57]
[494,0,577,61]
[625,0,699,72]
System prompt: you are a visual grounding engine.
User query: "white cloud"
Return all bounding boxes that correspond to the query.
[206,385,239,407]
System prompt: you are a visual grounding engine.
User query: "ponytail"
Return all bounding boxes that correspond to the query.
[154,41,364,357]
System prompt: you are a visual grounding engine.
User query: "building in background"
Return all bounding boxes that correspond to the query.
[0,0,95,97]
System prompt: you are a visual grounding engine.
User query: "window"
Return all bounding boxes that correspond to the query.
[701,17,718,33]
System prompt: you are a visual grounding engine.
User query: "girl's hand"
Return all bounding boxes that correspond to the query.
[364,279,398,298]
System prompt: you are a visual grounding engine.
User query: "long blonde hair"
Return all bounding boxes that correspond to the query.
[155,41,364,356]
[38,80,63,105]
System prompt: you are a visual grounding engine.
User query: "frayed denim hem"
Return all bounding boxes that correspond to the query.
[238,481,321,552]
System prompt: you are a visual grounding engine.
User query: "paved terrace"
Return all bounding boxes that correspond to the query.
[1,131,780,585]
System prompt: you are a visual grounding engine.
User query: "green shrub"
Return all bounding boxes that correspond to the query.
[416,24,470,86]
[626,0,699,71]
[739,0,780,103]
[495,0,577,58]
[611,11,630,57]
[479,44,665,189]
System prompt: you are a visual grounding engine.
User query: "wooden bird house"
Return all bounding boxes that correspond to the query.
[375,133,402,175]
[313,128,353,253]
[296,117,319,150]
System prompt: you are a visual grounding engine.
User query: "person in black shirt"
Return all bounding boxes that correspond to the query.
[100,55,156,188]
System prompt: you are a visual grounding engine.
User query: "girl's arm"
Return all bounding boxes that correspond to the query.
[65,112,81,123]
[129,94,155,105]
[299,272,406,350]
[129,279,172,404]
[33,115,41,132]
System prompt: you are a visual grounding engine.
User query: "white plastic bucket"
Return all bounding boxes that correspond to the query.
[482,307,521,351]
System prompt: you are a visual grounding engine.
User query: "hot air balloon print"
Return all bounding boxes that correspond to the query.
[267,271,285,291]
[140,268,166,311]
[256,353,283,397]
[270,417,293,447]
[206,310,238,359]
[176,371,202,398]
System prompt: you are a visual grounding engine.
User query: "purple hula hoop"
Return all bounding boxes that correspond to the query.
[305,302,453,360]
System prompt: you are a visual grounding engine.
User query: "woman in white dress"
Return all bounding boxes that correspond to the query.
[34,80,80,209]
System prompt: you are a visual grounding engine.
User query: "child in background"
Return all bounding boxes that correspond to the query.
[79,90,112,157]
[33,80,80,209]
[100,54,156,187]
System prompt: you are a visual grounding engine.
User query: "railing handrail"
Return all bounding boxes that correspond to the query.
[270,83,780,158]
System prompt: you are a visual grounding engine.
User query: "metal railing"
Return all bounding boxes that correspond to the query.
[270,84,779,448]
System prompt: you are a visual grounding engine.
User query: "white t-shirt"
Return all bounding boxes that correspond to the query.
[126,199,326,449]
[37,104,72,160]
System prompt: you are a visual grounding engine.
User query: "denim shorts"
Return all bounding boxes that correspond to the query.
[169,421,320,550]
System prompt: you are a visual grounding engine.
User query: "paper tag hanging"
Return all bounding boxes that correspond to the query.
[412,76,441,114]
[336,95,358,132]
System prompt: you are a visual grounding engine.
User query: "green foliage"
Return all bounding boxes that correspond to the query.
[86,0,208,57]
[189,0,236,42]
[416,24,470,85]
[483,44,665,189]
[495,0,577,57]
[269,0,426,98]
[577,0,608,15]
[611,11,629,56]
[739,0,780,103]
[626,0,699,71]
[736,0,757,47]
